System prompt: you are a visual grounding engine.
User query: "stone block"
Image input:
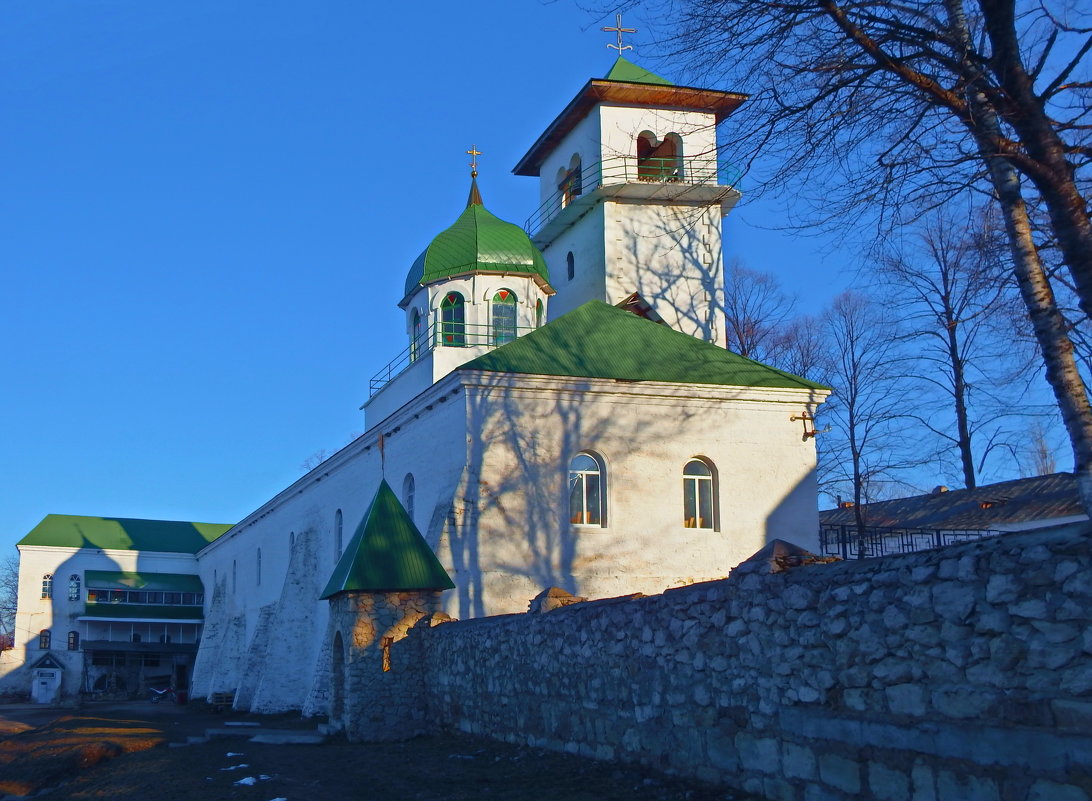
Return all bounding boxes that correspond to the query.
[819,753,861,794]
[936,771,999,801]
[782,741,817,780]
[930,686,994,719]
[1061,663,1092,695]
[1027,780,1091,801]
[735,732,780,772]
[868,760,910,801]
[1010,599,1049,619]
[706,726,739,773]
[764,776,799,801]
[1052,698,1092,731]
[985,573,1020,604]
[886,683,927,716]
[911,760,935,801]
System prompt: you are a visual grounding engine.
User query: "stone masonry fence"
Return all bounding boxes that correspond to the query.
[359,524,1091,801]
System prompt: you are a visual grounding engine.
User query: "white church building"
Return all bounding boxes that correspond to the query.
[2,57,829,710]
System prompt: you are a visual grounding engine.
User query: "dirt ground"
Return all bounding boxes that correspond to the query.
[0,702,759,801]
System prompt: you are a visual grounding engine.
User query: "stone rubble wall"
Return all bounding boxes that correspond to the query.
[378,525,1091,801]
[330,591,444,742]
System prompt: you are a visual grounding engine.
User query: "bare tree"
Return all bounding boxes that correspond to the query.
[879,204,1030,488]
[0,554,17,651]
[722,260,797,362]
[817,291,922,540]
[629,0,1092,510]
[1025,420,1060,475]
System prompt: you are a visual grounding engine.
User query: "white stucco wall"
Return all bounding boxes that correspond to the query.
[446,372,824,617]
[604,201,724,342]
[190,366,825,714]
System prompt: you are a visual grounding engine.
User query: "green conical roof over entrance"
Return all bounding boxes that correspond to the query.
[403,177,551,299]
[320,480,454,598]
[462,301,830,390]
[604,56,673,86]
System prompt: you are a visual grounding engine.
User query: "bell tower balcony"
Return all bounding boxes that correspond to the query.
[525,154,742,249]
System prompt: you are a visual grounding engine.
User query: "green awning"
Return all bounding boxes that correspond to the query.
[81,604,203,621]
[84,571,204,593]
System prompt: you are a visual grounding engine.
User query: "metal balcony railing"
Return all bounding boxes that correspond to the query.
[369,321,538,395]
[525,154,743,237]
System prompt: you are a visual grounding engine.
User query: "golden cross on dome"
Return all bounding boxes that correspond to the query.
[467,145,482,177]
[602,13,636,54]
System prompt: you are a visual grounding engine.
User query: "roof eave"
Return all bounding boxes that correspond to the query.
[513,79,749,177]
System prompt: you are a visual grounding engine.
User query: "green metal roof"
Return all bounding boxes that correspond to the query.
[403,177,551,298]
[320,479,455,598]
[604,56,673,86]
[84,571,204,593]
[462,301,830,390]
[18,515,232,553]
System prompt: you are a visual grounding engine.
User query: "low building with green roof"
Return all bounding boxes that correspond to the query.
[2,514,232,704]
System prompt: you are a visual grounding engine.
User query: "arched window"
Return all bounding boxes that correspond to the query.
[683,458,717,530]
[403,473,416,521]
[636,131,682,181]
[566,251,575,282]
[67,631,79,651]
[41,574,53,600]
[335,509,344,557]
[492,289,517,345]
[536,299,544,328]
[569,453,606,526]
[39,630,51,649]
[68,574,80,601]
[440,292,466,347]
[256,548,262,586]
[410,309,423,361]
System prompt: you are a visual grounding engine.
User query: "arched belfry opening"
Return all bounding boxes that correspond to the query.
[636,131,682,181]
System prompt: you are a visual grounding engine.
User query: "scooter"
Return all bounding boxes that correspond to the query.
[148,685,176,703]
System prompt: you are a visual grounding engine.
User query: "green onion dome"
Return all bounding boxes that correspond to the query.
[403,177,551,300]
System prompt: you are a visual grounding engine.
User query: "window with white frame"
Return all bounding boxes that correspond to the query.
[683,458,717,529]
[569,453,605,526]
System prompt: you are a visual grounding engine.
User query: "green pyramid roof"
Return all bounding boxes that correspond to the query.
[462,301,830,390]
[604,56,673,86]
[320,480,454,598]
[403,178,551,299]
[18,514,232,553]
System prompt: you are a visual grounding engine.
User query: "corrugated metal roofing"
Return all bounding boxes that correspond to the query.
[18,515,232,553]
[461,301,830,390]
[320,480,455,598]
[819,473,1084,529]
[604,56,673,85]
[403,181,551,298]
[84,571,204,593]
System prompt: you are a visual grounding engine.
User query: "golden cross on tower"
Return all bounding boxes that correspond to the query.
[602,13,636,54]
[467,145,482,177]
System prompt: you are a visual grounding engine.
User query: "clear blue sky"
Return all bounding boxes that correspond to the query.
[0,1,863,555]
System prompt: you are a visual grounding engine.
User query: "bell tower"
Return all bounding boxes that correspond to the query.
[513,54,746,344]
